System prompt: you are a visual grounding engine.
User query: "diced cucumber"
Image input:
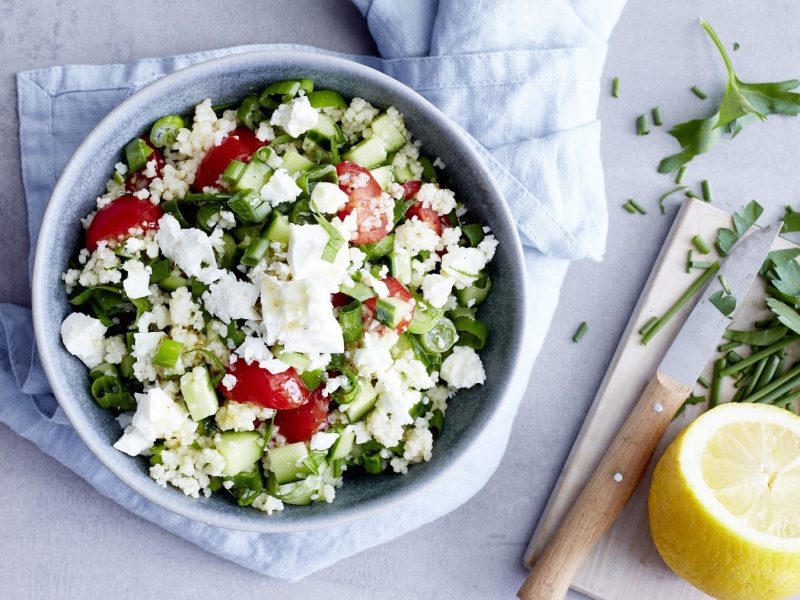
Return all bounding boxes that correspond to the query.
[376,297,412,329]
[345,380,378,422]
[282,149,315,174]
[389,251,412,285]
[370,114,406,152]
[275,350,310,372]
[264,213,291,246]
[267,442,310,484]
[393,164,414,183]
[179,366,219,421]
[339,280,375,302]
[342,136,387,169]
[306,113,340,145]
[301,137,330,163]
[278,477,319,506]
[408,301,445,335]
[234,159,272,192]
[370,165,395,191]
[329,429,355,460]
[216,432,265,477]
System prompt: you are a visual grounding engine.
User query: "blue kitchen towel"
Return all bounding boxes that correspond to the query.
[1,0,625,581]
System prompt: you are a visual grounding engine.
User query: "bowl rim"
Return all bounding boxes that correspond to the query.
[32,49,528,533]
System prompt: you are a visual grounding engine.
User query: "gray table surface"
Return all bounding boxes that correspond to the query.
[2,1,799,598]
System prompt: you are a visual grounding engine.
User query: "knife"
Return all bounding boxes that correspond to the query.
[518,222,783,600]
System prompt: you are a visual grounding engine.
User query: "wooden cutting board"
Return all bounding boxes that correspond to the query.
[523,198,798,600]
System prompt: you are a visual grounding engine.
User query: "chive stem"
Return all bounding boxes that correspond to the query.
[612,77,620,98]
[692,235,711,255]
[718,340,740,353]
[636,114,651,136]
[709,358,725,408]
[627,199,646,214]
[686,189,700,200]
[773,389,800,408]
[743,365,800,404]
[658,186,688,215]
[691,85,708,99]
[743,357,769,397]
[639,316,659,336]
[651,106,663,126]
[701,179,713,203]
[572,321,589,343]
[641,261,721,345]
[622,202,636,214]
[697,375,711,389]
[719,337,798,377]
[675,166,687,185]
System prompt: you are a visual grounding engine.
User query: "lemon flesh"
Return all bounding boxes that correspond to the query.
[649,403,800,600]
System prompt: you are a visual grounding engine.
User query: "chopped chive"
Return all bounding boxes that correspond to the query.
[691,235,711,254]
[742,364,800,404]
[658,186,688,215]
[675,166,687,184]
[709,358,725,408]
[727,350,744,364]
[719,336,800,377]
[701,179,713,203]
[686,249,693,274]
[572,321,589,343]
[651,106,663,126]
[675,394,707,419]
[733,42,740,51]
[641,261,721,344]
[623,199,646,215]
[639,316,659,336]
[691,86,708,99]
[152,339,184,369]
[697,376,711,389]
[718,340,740,353]
[622,201,636,214]
[611,77,620,98]
[636,114,651,136]
[773,388,800,408]
[690,260,715,269]
[686,189,700,200]
[718,274,732,295]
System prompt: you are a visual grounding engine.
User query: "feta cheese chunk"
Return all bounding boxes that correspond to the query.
[201,272,260,324]
[60,313,107,368]
[421,274,455,308]
[309,431,339,452]
[261,276,344,353]
[259,168,302,207]
[287,223,349,292]
[156,214,221,284]
[270,95,319,138]
[310,182,349,214]
[235,336,290,374]
[114,388,195,456]
[440,247,488,289]
[440,346,486,389]
[122,260,152,299]
[132,331,166,382]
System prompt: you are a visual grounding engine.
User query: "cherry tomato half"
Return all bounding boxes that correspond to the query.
[363,276,415,333]
[336,161,391,244]
[126,140,164,192]
[219,362,310,410]
[85,195,163,251]
[193,128,267,191]
[273,388,330,443]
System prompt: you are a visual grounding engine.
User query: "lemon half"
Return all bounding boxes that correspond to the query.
[649,403,800,600]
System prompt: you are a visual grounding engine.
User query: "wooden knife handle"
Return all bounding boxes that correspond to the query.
[517,371,691,600]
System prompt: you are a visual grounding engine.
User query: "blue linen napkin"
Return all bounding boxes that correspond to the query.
[1,0,625,581]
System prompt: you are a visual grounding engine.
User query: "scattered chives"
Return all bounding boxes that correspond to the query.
[692,235,711,254]
[718,340,740,353]
[623,199,646,215]
[686,189,700,200]
[636,114,650,136]
[623,202,636,214]
[697,376,711,389]
[686,250,693,274]
[658,186,688,214]
[651,106,663,126]
[691,86,708,99]
[639,316,659,336]
[701,179,713,203]
[612,77,620,98]
[709,358,725,408]
[719,336,800,377]
[675,166,687,184]
[733,42,740,51]
[572,321,589,343]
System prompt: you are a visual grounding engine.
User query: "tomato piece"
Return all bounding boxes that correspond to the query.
[331,292,352,308]
[273,388,330,443]
[405,202,448,236]
[402,180,422,199]
[85,195,163,251]
[219,362,310,410]
[193,128,267,191]
[362,276,415,333]
[336,161,391,244]
[126,140,164,192]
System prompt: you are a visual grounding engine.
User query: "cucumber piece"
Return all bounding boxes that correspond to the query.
[370,114,406,152]
[342,136,387,169]
[275,350,310,372]
[267,442,310,484]
[339,280,375,302]
[408,301,445,335]
[278,477,320,506]
[370,165,395,191]
[216,432,265,477]
[179,366,219,421]
[389,251,412,285]
[302,137,331,164]
[456,275,492,307]
[393,164,414,183]
[329,429,355,460]
[282,149,315,174]
[234,159,272,192]
[345,380,378,422]
[306,113,340,145]
[376,297,412,329]
[264,213,291,247]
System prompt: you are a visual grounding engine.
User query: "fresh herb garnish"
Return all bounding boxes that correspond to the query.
[658,186,688,214]
[690,86,708,100]
[782,206,800,233]
[715,200,763,255]
[709,289,736,316]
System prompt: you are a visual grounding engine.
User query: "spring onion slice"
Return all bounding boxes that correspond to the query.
[461,223,485,247]
[420,318,457,354]
[452,316,488,350]
[91,375,135,411]
[237,96,264,131]
[339,300,364,344]
[313,212,345,262]
[150,115,186,148]
[152,339,184,369]
[691,235,711,255]
[124,138,153,172]
[228,190,271,224]
[241,237,270,267]
[307,89,347,109]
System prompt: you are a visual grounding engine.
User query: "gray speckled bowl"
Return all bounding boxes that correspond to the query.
[32,51,527,533]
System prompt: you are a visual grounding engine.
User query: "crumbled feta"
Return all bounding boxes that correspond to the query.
[416,183,456,216]
[221,374,237,391]
[440,346,486,389]
[270,96,319,138]
[309,431,339,452]
[421,274,455,309]
[255,121,276,142]
[251,493,285,514]
[122,259,152,299]
[403,425,433,463]
[169,287,204,330]
[201,272,259,324]
[132,331,166,382]
[236,336,290,374]
[310,181,349,214]
[60,313,107,368]
[114,388,196,456]
[287,223,349,292]
[260,168,302,207]
[104,335,127,365]
[440,247,488,289]
[156,214,221,284]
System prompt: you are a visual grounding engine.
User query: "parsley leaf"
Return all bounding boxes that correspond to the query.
[770,260,800,304]
[709,290,736,316]
[767,297,800,335]
[658,20,800,173]
[782,206,800,233]
[715,200,763,255]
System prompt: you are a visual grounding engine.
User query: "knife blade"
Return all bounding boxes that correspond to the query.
[659,221,783,388]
